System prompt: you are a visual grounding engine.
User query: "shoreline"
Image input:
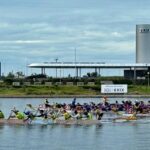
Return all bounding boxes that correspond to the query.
[0,94,150,98]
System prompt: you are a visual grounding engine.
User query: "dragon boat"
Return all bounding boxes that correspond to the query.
[113,114,137,122]
[0,118,101,125]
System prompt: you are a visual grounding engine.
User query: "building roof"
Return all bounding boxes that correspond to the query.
[28,62,150,69]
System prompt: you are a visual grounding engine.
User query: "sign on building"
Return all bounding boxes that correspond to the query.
[101,84,128,94]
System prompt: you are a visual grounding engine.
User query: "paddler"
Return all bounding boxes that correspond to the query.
[36,109,48,119]
[50,112,58,121]
[63,110,71,120]
[102,96,109,105]
[44,99,51,108]
[87,111,93,120]
[72,97,76,108]
[95,107,103,120]
[24,110,35,122]
[134,101,140,113]
[0,110,4,119]
[8,107,25,120]
[7,107,19,119]
[16,112,25,120]
[72,110,82,120]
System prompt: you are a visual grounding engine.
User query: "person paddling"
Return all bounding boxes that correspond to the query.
[87,111,93,120]
[0,110,4,119]
[8,107,25,120]
[72,97,76,108]
[72,110,82,120]
[95,107,103,120]
[24,110,35,123]
[63,110,71,120]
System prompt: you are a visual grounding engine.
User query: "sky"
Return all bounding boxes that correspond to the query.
[0,0,150,76]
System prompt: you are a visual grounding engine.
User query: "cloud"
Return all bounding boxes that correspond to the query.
[0,40,50,44]
[0,0,149,75]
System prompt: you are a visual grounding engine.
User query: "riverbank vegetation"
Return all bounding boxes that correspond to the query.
[0,73,150,96]
[0,85,150,96]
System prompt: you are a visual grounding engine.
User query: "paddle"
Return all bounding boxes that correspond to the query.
[26,104,36,110]
[7,110,13,120]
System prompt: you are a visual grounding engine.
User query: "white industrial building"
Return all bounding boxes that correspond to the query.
[136,24,150,63]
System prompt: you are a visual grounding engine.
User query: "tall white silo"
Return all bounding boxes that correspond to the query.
[136,24,150,63]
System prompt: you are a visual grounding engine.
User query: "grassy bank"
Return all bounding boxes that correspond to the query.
[0,85,150,96]
[0,85,97,96]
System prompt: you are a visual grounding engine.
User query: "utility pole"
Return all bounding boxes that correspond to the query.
[0,62,1,79]
[25,58,28,77]
[55,58,58,78]
[60,68,62,85]
[147,71,150,87]
[75,48,77,78]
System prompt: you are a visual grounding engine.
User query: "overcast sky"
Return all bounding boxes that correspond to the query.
[0,0,149,75]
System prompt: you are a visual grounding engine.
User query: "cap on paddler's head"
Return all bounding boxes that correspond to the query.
[45,99,49,103]
[27,104,32,108]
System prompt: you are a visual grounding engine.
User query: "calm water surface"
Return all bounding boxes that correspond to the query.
[0,98,150,150]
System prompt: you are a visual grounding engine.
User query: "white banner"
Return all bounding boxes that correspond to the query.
[101,84,128,93]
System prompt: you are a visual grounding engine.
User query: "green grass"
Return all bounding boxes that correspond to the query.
[0,85,98,96]
[128,85,150,95]
[0,85,150,96]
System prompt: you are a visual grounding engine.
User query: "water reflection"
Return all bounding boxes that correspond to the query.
[0,121,149,150]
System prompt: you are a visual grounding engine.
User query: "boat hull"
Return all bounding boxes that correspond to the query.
[55,119,101,125]
[0,119,101,125]
[113,116,137,122]
[0,119,27,125]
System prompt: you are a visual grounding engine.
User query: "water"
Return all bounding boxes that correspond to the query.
[0,98,150,150]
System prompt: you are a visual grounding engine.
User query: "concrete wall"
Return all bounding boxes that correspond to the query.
[45,82,52,86]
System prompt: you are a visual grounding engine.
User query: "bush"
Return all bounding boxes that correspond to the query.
[113,79,133,85]
[3,78,14,85]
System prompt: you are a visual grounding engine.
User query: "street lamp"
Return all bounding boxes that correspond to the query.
[147,72,150,87]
